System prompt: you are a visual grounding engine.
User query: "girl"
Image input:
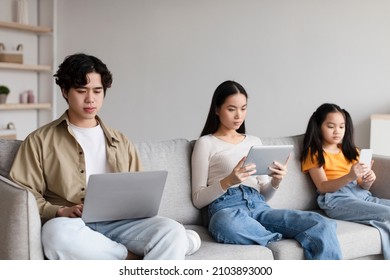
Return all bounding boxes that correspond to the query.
[301,103,390,259]
[191,80,342,259]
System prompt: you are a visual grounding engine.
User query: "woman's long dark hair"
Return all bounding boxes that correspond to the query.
[301,103,358,166]
[200,80,248,136]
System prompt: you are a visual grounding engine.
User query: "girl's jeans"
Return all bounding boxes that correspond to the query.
[42,216,189,260]
[208,185,342,260]
[318,181,390,259]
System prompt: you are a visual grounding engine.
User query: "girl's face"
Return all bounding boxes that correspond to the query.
[320,112,345,146]
[216,93,247,132]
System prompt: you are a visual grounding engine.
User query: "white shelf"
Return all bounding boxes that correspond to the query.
[0,21,52,34]
[0,103,51,110]
[0,62,51,72]
[0,129,17,139]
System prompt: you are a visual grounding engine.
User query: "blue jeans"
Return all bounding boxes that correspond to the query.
[208,185,342,260]
[318,181,390,259]
[42,216,189,260]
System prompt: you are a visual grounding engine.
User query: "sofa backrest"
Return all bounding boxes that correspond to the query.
[134,139,202,225]
[0,139,22,179]
[1,135,319,227]
[260,134,319,211]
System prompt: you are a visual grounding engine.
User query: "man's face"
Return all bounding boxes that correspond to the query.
[63,72,104,127]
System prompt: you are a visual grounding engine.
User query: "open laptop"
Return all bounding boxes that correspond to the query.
[81,170,168,223]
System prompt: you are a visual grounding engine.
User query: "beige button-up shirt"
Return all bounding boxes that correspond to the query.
[9,111,142,220]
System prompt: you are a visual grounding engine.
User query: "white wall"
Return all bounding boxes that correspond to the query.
[55,0,390,147]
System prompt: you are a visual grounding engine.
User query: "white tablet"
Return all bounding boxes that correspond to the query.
[243,145,294,175]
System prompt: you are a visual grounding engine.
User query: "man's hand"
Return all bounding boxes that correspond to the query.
[56,204,83,218]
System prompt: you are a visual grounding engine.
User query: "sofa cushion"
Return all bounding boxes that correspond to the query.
[265,216,383,260]
[185,225,274,260]
[260,135,319,211]
[134,139,202,225]
[0,139,22,178]
[335,219,382,259]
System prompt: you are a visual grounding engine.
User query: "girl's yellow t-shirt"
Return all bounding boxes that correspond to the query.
[302,149,358,180]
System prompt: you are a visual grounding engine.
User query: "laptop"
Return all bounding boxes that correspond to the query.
[81,170,168,223]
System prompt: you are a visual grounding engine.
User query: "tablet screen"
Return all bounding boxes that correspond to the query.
[243,145,293,175]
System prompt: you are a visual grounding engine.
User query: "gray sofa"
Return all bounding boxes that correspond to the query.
[1,135,388,260]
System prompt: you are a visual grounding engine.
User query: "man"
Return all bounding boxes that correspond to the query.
[9,53,201,260]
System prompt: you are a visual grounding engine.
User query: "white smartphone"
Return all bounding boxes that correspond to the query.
[359,149,373,168]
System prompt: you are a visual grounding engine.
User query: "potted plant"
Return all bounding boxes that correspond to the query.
[0,85,10,104]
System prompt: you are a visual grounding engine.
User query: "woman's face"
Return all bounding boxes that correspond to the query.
[216,93,247,132]
[320,111,345,146]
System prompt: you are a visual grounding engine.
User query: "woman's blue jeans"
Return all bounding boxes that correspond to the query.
[208,185,342,260]
[318,181,390,259]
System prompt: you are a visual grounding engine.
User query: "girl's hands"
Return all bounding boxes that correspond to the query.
[220,157,256,190]
[56,204,83,218]
[350,161,375,181]
[350,161,376,190]
[349,162,368,180]
[360,160,376,190]
[362,169,376,183]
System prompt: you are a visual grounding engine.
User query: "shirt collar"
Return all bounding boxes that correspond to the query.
[54,110,120,146]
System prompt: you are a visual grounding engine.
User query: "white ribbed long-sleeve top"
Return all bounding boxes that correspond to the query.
[191,134,277,209]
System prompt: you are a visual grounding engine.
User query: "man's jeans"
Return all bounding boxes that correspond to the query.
[208,185,342,260]
[318,181,390,259]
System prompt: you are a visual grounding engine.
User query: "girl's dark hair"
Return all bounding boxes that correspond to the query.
[54,53,113,98]
[301,103,358,166]
[200,80,248,136]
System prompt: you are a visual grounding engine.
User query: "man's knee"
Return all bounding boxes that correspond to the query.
[41,217,85,258]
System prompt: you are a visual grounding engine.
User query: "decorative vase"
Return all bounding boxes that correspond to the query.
[0,94,8,104]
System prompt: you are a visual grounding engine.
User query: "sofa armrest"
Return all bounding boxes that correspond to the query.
[0,175,44,259]
[370,154,390,199]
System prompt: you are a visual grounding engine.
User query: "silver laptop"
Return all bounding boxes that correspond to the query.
[82,170,168,223]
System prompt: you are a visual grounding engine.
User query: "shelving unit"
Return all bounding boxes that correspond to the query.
[0,0,56,139]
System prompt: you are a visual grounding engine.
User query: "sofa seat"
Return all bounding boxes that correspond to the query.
[184,225,274,260]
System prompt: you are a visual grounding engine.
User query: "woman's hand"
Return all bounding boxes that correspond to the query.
[220,157,256,190]
[269,160,288,188]
[56,204,84,218]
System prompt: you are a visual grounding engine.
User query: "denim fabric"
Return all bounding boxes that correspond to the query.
[208,185,342,260]
[42,216,189,260]
[318,181,390,259]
